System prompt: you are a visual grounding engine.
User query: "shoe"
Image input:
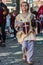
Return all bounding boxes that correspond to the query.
[22,55,27,62]
[28,62,33,65]
[13,37,16,40]
[10,34,14,37]
[1,43,6,47]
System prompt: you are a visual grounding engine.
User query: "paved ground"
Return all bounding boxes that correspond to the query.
[0,34,43,65]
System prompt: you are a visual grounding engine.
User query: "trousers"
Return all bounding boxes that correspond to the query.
[22,41,34,62]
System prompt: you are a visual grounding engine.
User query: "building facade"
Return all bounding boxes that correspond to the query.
[2,0,33,13]
[2,0,16,12]
[2,0,43,12]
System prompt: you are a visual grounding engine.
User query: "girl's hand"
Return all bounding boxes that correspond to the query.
[18,23,23,27]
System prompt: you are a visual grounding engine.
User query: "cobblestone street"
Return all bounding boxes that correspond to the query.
[0,34,43,65]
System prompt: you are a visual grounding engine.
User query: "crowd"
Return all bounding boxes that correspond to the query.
[0,0,17,47]
[0,0,43,65]
[6,10,17,38]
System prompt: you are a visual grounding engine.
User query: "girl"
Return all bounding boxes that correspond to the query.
[15,1,36,65]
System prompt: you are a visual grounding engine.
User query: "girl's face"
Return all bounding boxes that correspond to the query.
[21,3,28,12]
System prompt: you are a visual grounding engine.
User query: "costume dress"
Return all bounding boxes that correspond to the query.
[15,12,36,62]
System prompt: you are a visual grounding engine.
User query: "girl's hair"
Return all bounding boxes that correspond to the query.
[21,1,29,10]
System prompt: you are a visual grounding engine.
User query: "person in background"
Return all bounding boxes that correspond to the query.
[30,7,38,34]
[15,1,36,65]
[6,9,11,35]
[30,7,34,13]
[0,0,8,47]
[10,10,17,38]
[39,13,43,29]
